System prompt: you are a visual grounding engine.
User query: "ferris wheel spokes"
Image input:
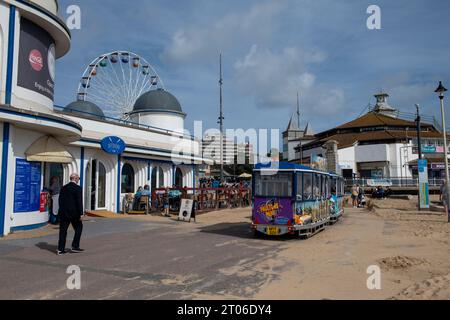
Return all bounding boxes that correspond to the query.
[76,51,165,119]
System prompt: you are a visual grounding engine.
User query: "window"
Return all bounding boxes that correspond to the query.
[97,162,106,208]
[175,168,183,188]
[303,173,313,200]
[330,178,337,195]
[151,166,164,189]
[255,172,292,198]
[121,164,135,193]
[313,174,321,199]
[323,176,329,198]
[297,173,303,200]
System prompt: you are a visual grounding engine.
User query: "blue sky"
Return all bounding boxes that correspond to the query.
[56,0,450,141]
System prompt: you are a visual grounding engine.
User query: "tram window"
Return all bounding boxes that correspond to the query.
[313,174,321,199]
[324,176,329,198]
[297,173,303,200]
[255,172,292,197]
[331,178,337,195]
[303,173,313,200]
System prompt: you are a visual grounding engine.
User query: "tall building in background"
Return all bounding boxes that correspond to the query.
[202,133,235,165]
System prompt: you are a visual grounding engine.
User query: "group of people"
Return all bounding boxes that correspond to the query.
[371,186,392,199]
[350,184,366,208]
[198,178,251,190]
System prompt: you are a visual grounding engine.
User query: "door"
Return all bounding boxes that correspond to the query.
[97,162,106,209]
[84,161,92,212]
[90,160,97,211]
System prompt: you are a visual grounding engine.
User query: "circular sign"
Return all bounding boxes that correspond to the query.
[48,44,56,81]
[101,136,126,155]
[29,49,43,71]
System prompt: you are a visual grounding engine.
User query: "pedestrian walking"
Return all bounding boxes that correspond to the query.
[358,186,366,208]
[351,184,359,208]
[49,176,61,225]
[440,181,448,214]
[57,173,85,255]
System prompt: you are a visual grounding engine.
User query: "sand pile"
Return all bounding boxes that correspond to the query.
[378,255,429,271]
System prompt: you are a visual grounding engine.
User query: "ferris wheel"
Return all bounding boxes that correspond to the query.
[76,51,164,119]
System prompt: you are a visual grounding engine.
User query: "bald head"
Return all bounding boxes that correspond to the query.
[70,173,80,183]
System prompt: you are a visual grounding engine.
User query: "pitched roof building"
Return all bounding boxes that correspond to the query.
[293,92,449,180]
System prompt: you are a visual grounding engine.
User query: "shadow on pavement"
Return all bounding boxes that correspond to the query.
[199,222,298,241]
[35,242,58,254]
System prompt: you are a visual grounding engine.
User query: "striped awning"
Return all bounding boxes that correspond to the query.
[25,136,74,164]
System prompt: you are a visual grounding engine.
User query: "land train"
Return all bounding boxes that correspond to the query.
[251,162,345,238]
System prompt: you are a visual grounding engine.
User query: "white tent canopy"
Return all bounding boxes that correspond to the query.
[25,136,74,164]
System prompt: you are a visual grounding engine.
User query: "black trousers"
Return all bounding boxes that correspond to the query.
[58,217,83,252]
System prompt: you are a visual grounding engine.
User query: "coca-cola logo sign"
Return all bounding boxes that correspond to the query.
[29,49,44,71]
[18,18,55,101]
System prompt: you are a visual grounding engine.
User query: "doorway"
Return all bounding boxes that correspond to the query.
[85,159,107,212]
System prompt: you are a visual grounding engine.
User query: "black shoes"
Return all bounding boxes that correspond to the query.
[57,250,67,256]
[71,248,85,253]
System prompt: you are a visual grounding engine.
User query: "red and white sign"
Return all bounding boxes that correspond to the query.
[29,49,43,71]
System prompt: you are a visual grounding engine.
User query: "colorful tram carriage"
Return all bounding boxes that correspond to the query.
[251,162,345,238]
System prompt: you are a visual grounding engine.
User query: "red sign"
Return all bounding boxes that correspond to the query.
[40,192,48,213]
[29,49,43,72]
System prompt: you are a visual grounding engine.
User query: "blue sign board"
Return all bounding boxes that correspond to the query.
[101,136,126,155]
[14,159,42,213]
[418,159,429,209]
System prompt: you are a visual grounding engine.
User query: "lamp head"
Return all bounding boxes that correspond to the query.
[435,81,448,95]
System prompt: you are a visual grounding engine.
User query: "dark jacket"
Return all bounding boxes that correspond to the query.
[58,182,83,219]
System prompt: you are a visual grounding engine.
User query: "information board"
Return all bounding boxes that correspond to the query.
[178,199,194,222]
[14,159,42,213]
[418,159,429,210]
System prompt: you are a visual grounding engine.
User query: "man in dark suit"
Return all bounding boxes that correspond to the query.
[57,173,85,255]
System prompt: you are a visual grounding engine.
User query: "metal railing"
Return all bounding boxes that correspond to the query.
[345,178,445,188]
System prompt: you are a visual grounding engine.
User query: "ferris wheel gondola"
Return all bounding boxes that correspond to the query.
[76,51,164,119]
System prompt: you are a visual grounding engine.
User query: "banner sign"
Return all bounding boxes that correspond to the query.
[17,18,55,101]
[14,159,42,213]
[418,159,430,209]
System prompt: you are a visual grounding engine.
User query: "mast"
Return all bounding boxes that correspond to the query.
[219,54,224,183]
[297,92,301,130]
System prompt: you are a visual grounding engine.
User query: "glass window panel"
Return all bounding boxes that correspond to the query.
[314,174,321,199]
[297,173,303,200]
[255,172,293,197]
[303,173,313,200]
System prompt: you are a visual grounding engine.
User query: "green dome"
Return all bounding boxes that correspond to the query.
[64,101,105,119]
[132,89,185,115]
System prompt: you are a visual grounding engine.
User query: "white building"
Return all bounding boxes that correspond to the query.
[202,133,236,165]
[0,0,211,236]
[282,113,315,162]
[294,92,450,181]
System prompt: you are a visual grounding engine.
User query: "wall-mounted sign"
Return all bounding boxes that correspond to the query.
[14,159,42,213]
[422,145,436,153]
[101,136,126,155]
[17,18,55,101]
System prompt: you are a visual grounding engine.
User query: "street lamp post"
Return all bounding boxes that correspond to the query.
[416,104,422,211]
[435,81,450,223]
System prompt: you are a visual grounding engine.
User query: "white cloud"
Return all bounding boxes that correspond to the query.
[233,44,344,116]
[162,2,285,64]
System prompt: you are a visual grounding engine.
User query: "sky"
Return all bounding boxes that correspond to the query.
[55,0,450,147]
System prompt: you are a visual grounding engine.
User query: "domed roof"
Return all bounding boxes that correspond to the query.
[132,89,185,115]
[64,100,105,119]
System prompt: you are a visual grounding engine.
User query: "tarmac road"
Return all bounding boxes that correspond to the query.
[0,206,448,300]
